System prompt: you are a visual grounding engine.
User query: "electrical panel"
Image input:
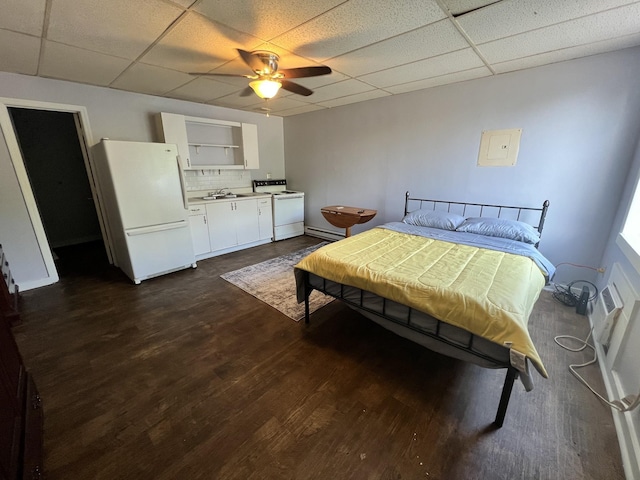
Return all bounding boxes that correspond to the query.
[477,128,522,167]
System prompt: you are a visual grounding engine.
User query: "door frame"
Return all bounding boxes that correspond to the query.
[0,97,113,289]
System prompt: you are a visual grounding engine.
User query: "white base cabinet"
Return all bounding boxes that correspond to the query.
[187,205,211,256]
[258,197,273,241]
[233,200,261,246]
[188,196,272,259]
[206,200,261,251]
[206,201,237,251]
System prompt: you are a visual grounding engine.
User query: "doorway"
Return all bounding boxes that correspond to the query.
[8,108,108,277]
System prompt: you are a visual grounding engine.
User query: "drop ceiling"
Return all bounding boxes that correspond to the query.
[2,0,640,117]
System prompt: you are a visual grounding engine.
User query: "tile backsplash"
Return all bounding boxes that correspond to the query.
[184,169,252,194]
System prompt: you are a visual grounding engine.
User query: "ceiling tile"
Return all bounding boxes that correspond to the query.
[47,0,183,60]
[0,0,45,36]
[274,104,327,116]
[111,63,192,95]
[211,91,269,108]
[457,0,640,45]
[283,70,350,91]
[140,12,263,73]
[193,0,345,41]
[316,89,391,108]
[0,30,40,75]
[166,77,243,102]
[169,0,195,7]
[492,32,640,74]
[191,59,253,87]
[39,41,131,86]
[299,79,374,103]
[477,3,640,65]
[385,67,490,94]
[359,48,485,88]
[327,19,469,77]
[270,0,447,62]
[441,0,502,16]
[247,96,311,113]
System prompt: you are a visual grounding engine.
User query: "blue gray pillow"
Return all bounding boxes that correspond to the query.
[456,217,540,244]
[403,209,466,231]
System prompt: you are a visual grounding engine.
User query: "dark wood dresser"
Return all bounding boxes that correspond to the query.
[1,245,44,480]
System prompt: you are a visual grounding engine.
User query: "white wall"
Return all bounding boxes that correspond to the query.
[284,46,640,286]
[0,72,285,288]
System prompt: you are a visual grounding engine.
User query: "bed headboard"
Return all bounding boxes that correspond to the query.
[403,191,550,237]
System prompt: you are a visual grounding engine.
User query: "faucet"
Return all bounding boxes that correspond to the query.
[207,187,229,196]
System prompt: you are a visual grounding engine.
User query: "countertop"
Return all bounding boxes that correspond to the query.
[187,192,271,205]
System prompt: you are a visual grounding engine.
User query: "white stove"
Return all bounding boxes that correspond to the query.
[253,180,305,240]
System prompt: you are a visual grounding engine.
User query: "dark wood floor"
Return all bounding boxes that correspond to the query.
[13,236,625,479]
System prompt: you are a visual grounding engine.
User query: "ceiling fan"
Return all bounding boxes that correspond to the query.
[191,49,332,99]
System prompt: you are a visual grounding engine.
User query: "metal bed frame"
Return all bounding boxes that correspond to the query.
[404,192,549,247]
[302,192,550,427]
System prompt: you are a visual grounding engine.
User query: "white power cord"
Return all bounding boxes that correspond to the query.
[554,330,640,413]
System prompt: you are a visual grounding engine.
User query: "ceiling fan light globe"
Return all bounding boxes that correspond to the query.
[249,80,281,99]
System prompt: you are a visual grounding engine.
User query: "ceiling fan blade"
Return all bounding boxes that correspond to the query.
[189,72,254,79]
[280,65,332,79]
[281,80,313,97]
[239,86,254,97]
[237,49,265,72]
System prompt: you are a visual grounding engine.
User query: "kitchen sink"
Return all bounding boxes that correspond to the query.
[200,192,267,200]
[201,194,236,200]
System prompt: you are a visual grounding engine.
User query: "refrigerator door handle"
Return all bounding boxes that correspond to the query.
[126,220,188,236]
[176,156,188,209]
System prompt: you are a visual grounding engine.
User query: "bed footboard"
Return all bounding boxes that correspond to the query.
[302,269,519,427]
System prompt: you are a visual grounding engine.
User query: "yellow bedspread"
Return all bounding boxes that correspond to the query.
[296,228,547,377]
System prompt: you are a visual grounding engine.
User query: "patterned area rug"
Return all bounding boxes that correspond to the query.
[220,243,333,321]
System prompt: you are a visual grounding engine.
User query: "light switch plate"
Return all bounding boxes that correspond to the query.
[477,128,522,167]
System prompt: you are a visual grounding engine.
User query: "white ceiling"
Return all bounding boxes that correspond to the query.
[2,0,640,117]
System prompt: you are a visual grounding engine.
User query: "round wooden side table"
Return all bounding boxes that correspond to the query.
[320,205,377,237]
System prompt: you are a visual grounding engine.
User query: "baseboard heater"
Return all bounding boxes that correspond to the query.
[304,226,345,242]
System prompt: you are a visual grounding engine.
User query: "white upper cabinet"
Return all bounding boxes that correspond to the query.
[157,113,259,170]
[241,122,259,170]
[157,112,190,169]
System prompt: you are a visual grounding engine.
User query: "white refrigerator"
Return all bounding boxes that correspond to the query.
[93,139,195,284]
